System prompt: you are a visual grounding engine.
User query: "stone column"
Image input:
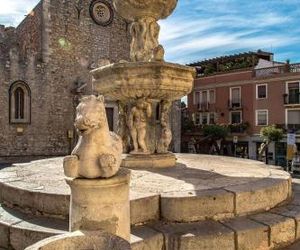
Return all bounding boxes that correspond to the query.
[66,168,131,241]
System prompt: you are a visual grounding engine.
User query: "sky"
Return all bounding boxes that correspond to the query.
[1,0,300,64]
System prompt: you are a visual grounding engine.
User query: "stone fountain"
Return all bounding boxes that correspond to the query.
[92,0,195,168]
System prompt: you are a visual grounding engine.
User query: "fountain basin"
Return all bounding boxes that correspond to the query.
[92,61,195,101]
[113,0,178,21]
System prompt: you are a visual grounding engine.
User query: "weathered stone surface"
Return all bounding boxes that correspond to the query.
[271,204,300,240]
[67,168,131,241]
[0,0,131,160]
[222,217,269,250]
[10,216,67,250]
[130,192,160,225]
[0,205,25,248]
[25,230,131,250]
[131,225,164,250]
[225,178,291,215]
[122,153,176,168]
[250,212,296,249]
[161,189,234,222]
[152,221,235,250]
[64,95,123,179]
[0,154,292,223]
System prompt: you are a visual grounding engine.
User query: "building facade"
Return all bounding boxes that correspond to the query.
[0,0,181,162]
[185,51,300,165]
[0,0,131,162]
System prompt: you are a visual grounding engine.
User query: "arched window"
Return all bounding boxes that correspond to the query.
[9,81,31,124]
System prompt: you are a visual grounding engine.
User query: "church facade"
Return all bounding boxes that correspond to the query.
[0,0,130,162]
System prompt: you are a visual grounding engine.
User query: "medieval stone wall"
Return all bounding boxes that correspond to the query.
[0,0,130,160]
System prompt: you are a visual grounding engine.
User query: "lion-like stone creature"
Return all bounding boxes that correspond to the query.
[63,95,123,179]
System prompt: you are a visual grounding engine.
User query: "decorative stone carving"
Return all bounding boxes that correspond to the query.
[130,17,162,62]
[90,0,114,26]
[127,98,152,154]
[157,100,172,153]
[113,0,177,62]
[63,95,122,179]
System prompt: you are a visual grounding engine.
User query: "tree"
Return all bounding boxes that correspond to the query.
[202,125,229,155]
[259,125,284,164]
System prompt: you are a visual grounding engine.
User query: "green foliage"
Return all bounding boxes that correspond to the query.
[260,125,284,142]
[203,124,229,139]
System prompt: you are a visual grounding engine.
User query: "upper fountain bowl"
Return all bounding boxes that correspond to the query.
[113,0,178,21]
[91,61,195,102]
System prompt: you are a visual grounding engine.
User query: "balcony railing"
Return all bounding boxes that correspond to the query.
[228,99,242,109]
[276,124,300,133]
[283,93,300,105]
[255,63,300,78]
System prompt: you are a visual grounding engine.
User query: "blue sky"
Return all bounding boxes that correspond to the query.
[1,0,300,64]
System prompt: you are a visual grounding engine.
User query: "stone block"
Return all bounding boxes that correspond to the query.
[271,205,300,240]
[122,153,176,168]
[161,189,234,222]
[130,192,160,225]
[0,205,24,248]
[222,217,269,250]
[152,220,235,250]
[225,178,290,215]
[131,225,164,250]
[10,217,67,250]
[250,212,295,249]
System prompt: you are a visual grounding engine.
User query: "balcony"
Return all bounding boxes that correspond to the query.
[228,99,242,110]
[255,63,300,78]
[283,93,300,105]
[276,124,300,133]
[228,122,249,134]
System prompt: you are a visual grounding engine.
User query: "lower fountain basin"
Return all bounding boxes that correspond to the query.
[91,61,195,101]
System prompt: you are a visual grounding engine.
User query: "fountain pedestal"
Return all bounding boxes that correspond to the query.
[66,168,131,241]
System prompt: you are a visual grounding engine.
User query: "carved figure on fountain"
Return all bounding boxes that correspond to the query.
[127,98,152,154]
[157,100,172,153]
[63,95,123,179]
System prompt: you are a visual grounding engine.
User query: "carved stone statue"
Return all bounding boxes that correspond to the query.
[127,98,152,154]
[157,100,172,153]
[63,95,123,179]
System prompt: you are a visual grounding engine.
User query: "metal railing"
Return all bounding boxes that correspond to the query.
[255,63,300,77]
[283,93,300,105]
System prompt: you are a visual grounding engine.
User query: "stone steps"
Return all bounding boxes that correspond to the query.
[1,193,300,250]
[0,172,292,223]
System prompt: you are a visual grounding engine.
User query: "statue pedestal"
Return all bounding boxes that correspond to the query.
[121,153,176,168]
[65,168,131,241]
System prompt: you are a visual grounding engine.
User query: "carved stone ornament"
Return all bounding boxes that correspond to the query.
[90,0,114,26]
[63,95,123,179]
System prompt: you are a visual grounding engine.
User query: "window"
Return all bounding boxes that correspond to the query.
[194,113,201,125]
[287,82,300,104]
[256,84,267,99]
[209,90,215,104]
[230,87,241,108]
[9,81,31,124]
[256,110,268,126]
[201,113,208,125]
[287,110,300,125]
[209,112,215,124]
[193,91,200,105]
[230,111,242,124]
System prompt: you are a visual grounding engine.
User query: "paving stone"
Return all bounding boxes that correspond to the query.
[225,178,290,215]
[131,225,164,250]
[222,216,269,250]
[151,220,235,250]
[250,212,296,249]
[161,189,234,222]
